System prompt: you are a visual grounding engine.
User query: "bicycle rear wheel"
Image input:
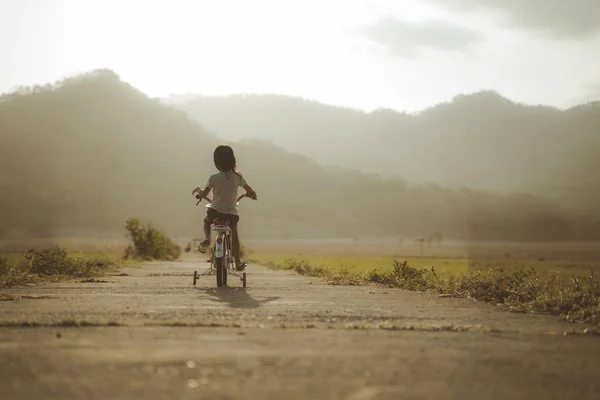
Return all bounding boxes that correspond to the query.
[222,251,228,286]
[216,256,227,287]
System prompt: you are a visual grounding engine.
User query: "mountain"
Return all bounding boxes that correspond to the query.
[0,69,216,237]
[0,70,597,241]
[173,92,600,196]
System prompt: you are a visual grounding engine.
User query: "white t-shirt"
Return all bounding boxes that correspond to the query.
[205,171,248,215]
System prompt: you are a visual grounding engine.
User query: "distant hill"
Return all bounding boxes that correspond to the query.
[1,70,598,241]
[173,92,600,197]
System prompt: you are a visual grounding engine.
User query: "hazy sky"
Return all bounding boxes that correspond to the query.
[1,0,599,112]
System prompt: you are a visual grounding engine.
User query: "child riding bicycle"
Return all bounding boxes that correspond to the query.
[192,145,257,271]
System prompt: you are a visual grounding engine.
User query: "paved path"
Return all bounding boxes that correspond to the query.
[1,254,599,399]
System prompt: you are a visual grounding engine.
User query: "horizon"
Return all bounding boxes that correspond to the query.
[2,0,599,113]
[5,67,596,116]
[160,88,597,114]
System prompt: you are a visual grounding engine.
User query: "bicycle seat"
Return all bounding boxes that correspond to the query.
[212,217,231,227]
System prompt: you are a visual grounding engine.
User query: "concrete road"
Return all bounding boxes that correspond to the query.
[1,254,599,400]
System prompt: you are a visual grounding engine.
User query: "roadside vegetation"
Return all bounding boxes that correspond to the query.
[250,254,600,326]
[0,219,180,288]
[0,247,118,288]
[123,218,181,261]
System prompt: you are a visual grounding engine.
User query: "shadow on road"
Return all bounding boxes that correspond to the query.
[203,287,280,309]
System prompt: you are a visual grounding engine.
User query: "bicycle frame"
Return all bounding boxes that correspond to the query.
[192,190,249,288]
[213,225,230,260]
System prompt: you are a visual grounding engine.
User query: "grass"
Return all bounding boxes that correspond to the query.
[249,253,600,326]
[0,247,122,288]
[2,251,125,266]
[249,253,600,279]
[0,218,180,287]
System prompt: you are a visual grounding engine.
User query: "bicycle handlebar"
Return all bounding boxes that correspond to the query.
[195,193,249,206]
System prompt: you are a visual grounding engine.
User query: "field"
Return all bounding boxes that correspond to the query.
[1,252,126,265]
[245,238,600,278]
[1,236,599,324]
[246,239,600,325]
[0,224,185,289]
[4,237,599,278]
[0,237,129,255]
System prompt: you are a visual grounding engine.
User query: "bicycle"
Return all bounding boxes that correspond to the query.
[191,192,251,288]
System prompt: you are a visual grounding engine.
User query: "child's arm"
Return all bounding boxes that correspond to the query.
[238,174,257,200]
[192,179,213,200]
[197,187,211,200]
[243,184,257,200]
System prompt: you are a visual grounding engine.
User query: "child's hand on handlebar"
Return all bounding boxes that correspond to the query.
[193,186,212,204]
[243,184,257,200]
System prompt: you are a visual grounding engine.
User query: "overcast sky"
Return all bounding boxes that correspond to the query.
[1,0,599,112]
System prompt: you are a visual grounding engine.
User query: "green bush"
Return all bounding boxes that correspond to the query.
[124,218,181,261]
[0,256,36,287]
[0,248,116,288]
[368,260,600,325]
[369,260,433,292]
[22,247,114,277]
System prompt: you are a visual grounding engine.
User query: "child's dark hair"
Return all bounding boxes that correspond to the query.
[214,145,241,175]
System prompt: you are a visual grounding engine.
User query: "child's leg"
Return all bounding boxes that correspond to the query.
[203,217,211,242]
[229,215,245,270]
[199,210,213,252]
[231,224,241,265]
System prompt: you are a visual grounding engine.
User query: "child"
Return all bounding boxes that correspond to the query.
[192,145,257,271]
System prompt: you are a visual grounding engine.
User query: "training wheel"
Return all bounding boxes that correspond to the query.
[242,272,247,288]
[193,270,198,286]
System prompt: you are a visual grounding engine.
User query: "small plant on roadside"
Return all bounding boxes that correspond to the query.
[366,260,600,324]
[0,256,36,287]
[124,218,181,261]
[264,257,600,326]
[22,247,115,278]
[0,247,117,288]
[261,259,362,285]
